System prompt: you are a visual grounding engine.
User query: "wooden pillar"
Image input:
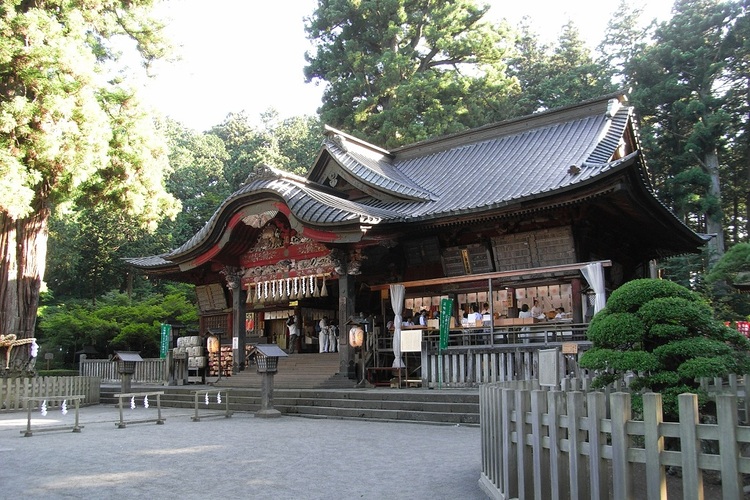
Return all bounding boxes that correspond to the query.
[231,286,246,373]
[571,278,583,323]
[338,273,356,376]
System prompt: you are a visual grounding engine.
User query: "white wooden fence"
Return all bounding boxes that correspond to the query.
[79,358,167,384]
[420,344,591,388]
[0,376,100,411]
[479,380,750,500]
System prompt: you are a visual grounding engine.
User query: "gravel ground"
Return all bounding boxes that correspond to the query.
[0,404,486,500]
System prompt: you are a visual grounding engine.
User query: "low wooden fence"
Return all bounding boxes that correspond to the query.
[79,358,167,384]
[420,343,591,388]
[479,380,749,500]
[0,376,100,411]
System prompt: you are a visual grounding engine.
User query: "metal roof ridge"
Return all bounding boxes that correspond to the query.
[391,92,629,160]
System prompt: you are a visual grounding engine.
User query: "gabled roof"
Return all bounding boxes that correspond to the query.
[316,93,636,222]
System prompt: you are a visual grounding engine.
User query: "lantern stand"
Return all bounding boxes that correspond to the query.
[207,328,224,383]
[254,344,288,418]
[112,351,143,394]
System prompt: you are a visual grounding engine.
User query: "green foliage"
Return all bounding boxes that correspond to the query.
[637,297,714,335]
[585,278,750,419]
[585,312,644,349]
[36,289,198,364]
[304,0,518,148]
[0,0,179,339]
[508,20,614,115]
[604,278,699,313]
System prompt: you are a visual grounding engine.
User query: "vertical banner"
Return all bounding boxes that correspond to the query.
[160,323,172,359]
[439,298,453,350]
[438,298,454,390]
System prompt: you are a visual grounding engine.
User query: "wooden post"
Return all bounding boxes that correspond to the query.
[567,391,588,500]
[678,393,703,500]
[571,278,582,323]
[338,273,355,376]
[610,392,632,500]
[643,392,667,500]
[232,286,246,373]
[501,387,517,499]
[531,390,550,500]
[587,391,608,500]
[547,390,567,500]
[716,394,742,500]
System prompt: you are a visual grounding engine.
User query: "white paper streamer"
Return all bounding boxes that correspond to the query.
[130,396,136,409]
[216,393,222,404]
[144,396,149,409]
[30,339,39,358]
[40,400,47,416]
[61,400,68,415]
[205,392,209,405]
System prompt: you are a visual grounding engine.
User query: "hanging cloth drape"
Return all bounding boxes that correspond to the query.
[390,284,406,368]
[581,262,607,314]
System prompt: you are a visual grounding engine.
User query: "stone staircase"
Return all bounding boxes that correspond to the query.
[100,387,480,425]
[99,353,480,425]
[213,351,351,389]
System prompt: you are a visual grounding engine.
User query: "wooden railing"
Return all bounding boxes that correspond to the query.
[372,323,592,388]
[79,358,167,384]
[0,376,100,411]
[479,379,749,500]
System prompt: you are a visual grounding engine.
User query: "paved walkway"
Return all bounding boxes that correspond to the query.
[0,403,486,499]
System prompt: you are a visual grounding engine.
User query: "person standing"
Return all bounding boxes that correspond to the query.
[319,316,329,353]
[286,315,299,354]
[327,323,338,353]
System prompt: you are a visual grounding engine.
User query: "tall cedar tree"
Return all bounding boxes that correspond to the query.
[0,1,179,351]
[304,0,518,148]
[628,0,745,263]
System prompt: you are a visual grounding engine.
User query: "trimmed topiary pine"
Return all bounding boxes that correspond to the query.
[580,278,750,419]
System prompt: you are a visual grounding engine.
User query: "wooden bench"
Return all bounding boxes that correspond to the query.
[21,395,84,437]
[114,391,165,428]
[191,389,232,421]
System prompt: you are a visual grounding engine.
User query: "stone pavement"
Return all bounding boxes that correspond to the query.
[0,403,487,499]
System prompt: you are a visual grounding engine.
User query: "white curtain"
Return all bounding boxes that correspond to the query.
[581,262,607,314]
[390,284,406,368]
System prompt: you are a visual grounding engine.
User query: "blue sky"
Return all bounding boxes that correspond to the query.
[131,0,673,132]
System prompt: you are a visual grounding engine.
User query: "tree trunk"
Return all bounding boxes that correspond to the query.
[0,210,49,348]
[704,149,725,264]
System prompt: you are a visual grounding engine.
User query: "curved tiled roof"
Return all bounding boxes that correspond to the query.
[128,170,406,267]
[128,93,701,270]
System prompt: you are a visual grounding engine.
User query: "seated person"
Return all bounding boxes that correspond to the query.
[402,316,415,327]
[554,307,568,319]
[530,299,545,319]
[468,304,483,322]
[518,304,533,319]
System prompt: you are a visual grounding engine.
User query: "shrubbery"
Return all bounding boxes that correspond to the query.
[36,285,199,365]
[580,278,750,418]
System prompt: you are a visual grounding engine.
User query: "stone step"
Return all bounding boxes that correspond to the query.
[100,387,479,425]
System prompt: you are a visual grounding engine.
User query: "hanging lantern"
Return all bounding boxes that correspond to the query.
[312,276,320,297]
[349,326,364,348]
[321,278,328,297]
[207,335,220,353]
